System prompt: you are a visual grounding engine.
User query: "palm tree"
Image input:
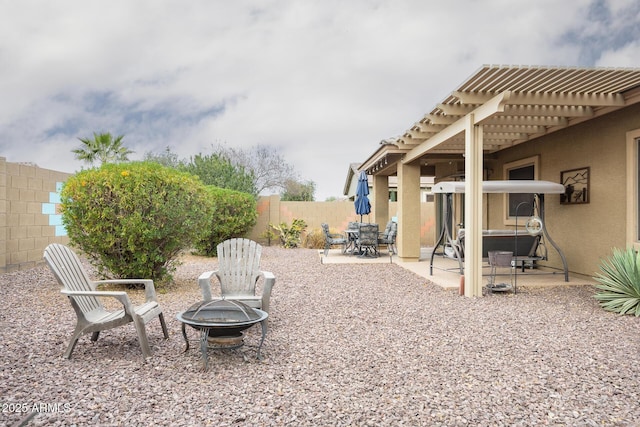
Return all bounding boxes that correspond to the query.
[73,132,134,166]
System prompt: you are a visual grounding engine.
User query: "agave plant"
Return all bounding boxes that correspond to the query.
[594,247,640,316]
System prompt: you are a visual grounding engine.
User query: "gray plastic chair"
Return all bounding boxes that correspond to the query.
[321,223,347,256]
[44,243,169,360]
[356,223,379,257]
[378,221,398,255]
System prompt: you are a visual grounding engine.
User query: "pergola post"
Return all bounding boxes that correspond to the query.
[464,113,484,297]
[397,161,421,262]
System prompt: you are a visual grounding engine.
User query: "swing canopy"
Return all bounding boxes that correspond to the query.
[432,180,565,194]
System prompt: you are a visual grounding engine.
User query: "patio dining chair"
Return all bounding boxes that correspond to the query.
[321,223,347,256]
[378,221,397,255]
[43,243,169,360]
[356,223,379,257]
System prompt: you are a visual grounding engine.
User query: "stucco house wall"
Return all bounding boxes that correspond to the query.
[484,102,640,276]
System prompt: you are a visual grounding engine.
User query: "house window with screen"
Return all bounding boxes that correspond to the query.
[503,156,539,223]
[636,137,640,241]
[625,129,640,246]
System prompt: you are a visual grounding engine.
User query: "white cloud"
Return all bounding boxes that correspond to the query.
[0,0,636,199]
[596,40,640,66]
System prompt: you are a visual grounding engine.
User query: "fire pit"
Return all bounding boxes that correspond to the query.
[177,299,268,370]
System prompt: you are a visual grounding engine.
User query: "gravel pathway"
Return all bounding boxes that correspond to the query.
[1,246,639,426]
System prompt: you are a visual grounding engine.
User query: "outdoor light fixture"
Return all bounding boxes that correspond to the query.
[525,215,543,236]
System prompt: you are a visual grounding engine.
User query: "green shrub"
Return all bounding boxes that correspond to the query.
[270,218,307,248]
[61,162,211,284]
[193,186,258,256]
[260,227,277,246]
[594,247,640,316]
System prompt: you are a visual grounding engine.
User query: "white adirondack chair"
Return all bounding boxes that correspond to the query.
[198,238,275,314]
[44,243,169,360]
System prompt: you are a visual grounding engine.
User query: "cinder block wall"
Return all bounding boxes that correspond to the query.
[1,157,71,273]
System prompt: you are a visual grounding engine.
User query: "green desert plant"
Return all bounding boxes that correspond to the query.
[270,218,307,248]
[594,247,640,316]
[260,228,277,246]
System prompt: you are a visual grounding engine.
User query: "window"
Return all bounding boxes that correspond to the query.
[637,139,640,240]
[626,129,640,246]
[503,156,539,224]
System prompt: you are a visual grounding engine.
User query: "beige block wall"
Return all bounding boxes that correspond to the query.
[0,158,71,273]
[247,196,435,247]
[0,158,6,272]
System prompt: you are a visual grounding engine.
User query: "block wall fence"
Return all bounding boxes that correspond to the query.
[0,157,435,273]
[0,157,71,273]
[246,194,436,248]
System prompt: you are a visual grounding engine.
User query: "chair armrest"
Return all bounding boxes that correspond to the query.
[93,279,158,302]
[61,289,134,313]
[259,271,275,313]
[198,270,220,301]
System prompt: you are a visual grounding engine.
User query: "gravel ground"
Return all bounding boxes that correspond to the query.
[1,246,640,426]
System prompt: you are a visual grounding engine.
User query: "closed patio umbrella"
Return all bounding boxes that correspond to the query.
[354,171,371,222]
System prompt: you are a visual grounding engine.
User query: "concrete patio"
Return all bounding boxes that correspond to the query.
[320,247,598,292]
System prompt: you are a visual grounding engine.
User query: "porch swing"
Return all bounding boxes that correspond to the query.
[429,180,569,282]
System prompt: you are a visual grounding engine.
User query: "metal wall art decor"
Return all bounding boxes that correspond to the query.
[560,167,590,204]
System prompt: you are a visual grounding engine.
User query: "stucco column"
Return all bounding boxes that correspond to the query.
[397,160,421,262]
[373,174,389,228]
[464,114,484,297]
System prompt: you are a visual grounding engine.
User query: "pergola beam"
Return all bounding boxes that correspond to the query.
[452,91,625,107]
[500,104,595,117]
[481,115,569,127]
[404,129,436,139]
[404,91,512,164]
[484,124,546,133]
[422,114,458,125]
[435,103,478,115]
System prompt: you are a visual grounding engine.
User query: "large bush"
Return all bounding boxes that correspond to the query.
[193,186,258,256]
[61,162,211,283]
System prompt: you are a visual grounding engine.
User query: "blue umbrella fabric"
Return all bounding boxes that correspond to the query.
[354,171,371,222]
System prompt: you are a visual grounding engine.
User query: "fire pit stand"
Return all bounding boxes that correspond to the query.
[176,299,268,371]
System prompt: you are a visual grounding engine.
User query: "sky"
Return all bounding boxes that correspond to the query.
[1,0,640,200]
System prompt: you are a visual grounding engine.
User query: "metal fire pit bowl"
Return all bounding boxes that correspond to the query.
[177,299,268,370]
